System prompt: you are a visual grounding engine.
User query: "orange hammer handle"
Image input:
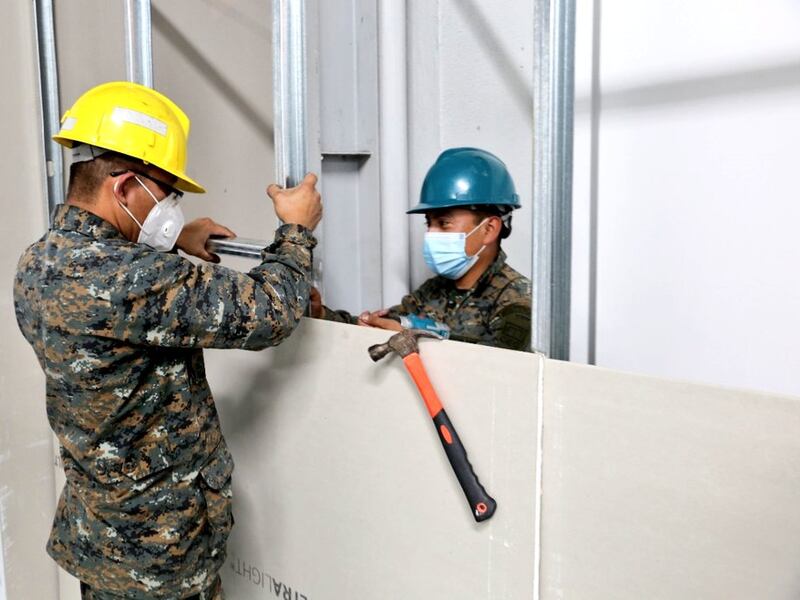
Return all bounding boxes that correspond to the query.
[402,353,443,418]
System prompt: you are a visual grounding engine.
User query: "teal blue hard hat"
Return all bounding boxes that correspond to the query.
[407,147,521,214]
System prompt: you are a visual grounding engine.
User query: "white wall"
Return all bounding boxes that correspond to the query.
[54,0,276,239]
[0,2,59,599]
[571,0,800,396]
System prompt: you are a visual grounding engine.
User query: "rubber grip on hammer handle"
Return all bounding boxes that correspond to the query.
[402,353,497,522]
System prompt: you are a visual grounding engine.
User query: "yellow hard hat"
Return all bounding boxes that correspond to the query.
[54,81,205,194]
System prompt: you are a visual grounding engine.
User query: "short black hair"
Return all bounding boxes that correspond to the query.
[470,205,513,240]
[66,151,144,202]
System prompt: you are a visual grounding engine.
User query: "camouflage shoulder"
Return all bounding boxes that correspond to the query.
[412,275,449,302]
[495,264,532,307]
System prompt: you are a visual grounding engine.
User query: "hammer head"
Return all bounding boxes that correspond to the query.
[368,328,442,362]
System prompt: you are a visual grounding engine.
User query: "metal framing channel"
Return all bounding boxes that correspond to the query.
[124,0,153,87]
[34,0,65,222]
[123,0,266,259]
[531,0,577,359]
[209,0,308,260]
[273,0,308,188]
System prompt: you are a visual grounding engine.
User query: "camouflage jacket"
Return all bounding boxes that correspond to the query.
[322,250,531,351]
[14,205,315,598]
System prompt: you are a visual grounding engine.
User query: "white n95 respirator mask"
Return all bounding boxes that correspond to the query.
[118,175,185,252]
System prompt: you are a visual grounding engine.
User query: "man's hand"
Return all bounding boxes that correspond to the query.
[176,218,236,263]
[309,286,324,319]
[357,309,403,332]
[267,173,322,231]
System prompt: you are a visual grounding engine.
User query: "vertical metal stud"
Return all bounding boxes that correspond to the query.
[124,0,153,87]
[209,0,311,260]
[273,0,308,188]
[378,0,411,306]
[34,0,65,221]
[532,0,577,358]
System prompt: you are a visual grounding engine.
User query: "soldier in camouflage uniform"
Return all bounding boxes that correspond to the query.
[312,148,531,351]
[13,82,322,599]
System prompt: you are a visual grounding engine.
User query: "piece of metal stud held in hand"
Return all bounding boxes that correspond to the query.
[368,329,497,522]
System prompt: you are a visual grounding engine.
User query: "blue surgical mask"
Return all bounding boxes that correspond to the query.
[423,219,488,280]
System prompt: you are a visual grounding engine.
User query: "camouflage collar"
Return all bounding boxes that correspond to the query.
[52,204,126,241]
[448,249,507,294]
[472,249,507,292]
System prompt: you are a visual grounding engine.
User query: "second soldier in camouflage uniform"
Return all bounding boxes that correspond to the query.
[312,147,531,352]
[13,82,322,599]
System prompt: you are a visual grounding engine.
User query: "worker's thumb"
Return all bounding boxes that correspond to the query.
[302,172,318,188]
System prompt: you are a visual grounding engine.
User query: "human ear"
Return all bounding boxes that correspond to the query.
[112,172,135,206]
[482,216,502,245]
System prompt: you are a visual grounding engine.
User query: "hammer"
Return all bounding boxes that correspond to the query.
[369,329,497,522]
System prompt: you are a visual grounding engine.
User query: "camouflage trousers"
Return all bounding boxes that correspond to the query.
[80,576,224,600]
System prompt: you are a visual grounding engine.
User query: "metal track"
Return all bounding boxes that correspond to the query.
[531,0,577,358]
[34,0,64,221]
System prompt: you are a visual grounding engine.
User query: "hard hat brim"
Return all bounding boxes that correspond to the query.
[407,199,521,214]
[53,133,206,194]
[173,173,206,194]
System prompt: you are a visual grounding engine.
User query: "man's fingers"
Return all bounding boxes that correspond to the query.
[193,248,214,262]
[268,173,316,197]
[209,224,236,239]
[201,249,221,263]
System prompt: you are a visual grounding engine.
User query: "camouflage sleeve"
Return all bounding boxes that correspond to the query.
[381,283,429,321]
[319,305,358,324]
[319,280,430,324]
[108,224,316,350]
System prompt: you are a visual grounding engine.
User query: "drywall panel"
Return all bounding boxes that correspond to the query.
[204,319,540,599]
[539,359,800,599]
[1,2,60,599]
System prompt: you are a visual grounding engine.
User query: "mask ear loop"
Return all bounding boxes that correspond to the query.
[464,217,489,257]
[465,217,491,239]
[465,217,491,259]
[133,175,162,205]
